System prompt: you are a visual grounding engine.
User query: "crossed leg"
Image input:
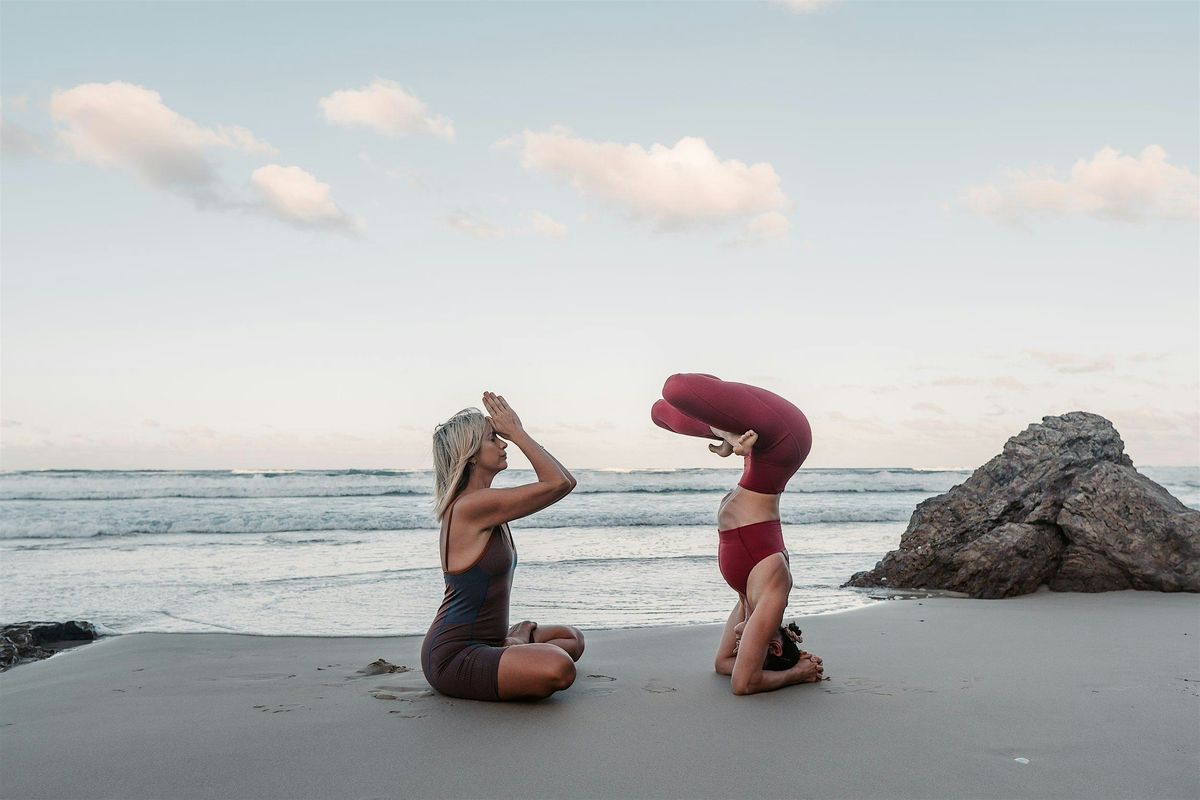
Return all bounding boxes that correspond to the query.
[496,621,585,700]
[533,623,585,661]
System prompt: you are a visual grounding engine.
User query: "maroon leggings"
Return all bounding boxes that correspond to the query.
[652,374,811,595]
[651,373,811,494]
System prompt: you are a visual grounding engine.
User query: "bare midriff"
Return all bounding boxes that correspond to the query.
[718,486,782,531]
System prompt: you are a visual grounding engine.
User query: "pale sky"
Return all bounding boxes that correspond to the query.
[2,1,1197,471]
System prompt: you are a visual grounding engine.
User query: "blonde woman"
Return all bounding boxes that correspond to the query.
[421,392,584,701]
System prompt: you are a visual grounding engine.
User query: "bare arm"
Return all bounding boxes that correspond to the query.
[457,393,575,530]
[729,594,822,695]
[714,599,745,676]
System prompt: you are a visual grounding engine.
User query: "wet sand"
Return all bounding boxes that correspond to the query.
[1,591,1197,799]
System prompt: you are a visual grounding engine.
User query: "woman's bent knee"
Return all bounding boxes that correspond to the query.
[565,627,585,660]
[528,654,575,698]
[544,653,576,690]
[662,373,692,401]
[499,645,577,700]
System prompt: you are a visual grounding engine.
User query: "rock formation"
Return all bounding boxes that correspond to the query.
[844,412,1199,598]
[0,620,99,670]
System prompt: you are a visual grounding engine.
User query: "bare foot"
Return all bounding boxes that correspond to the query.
[733,430,758,456]
[504,620,537,646]
[790,654,824,683]
[709,441,735,457]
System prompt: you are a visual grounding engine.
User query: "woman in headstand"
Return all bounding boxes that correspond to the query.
[652,373,824,695]
[421,392,584,701]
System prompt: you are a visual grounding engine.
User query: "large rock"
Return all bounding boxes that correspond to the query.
[844,412,1199,598]
[1052,462,1200,592]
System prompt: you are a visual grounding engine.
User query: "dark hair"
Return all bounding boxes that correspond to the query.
[762,622,802,671]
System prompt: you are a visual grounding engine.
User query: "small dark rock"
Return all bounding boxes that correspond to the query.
[1,621,99,671]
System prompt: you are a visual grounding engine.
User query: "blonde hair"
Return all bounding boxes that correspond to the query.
[432,408,488,520]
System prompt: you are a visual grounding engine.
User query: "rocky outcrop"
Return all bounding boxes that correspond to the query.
[844,412,1199,598]
[1,620,99,670]
[1051,462,1200,591]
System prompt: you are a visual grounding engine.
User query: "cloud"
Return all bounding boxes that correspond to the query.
[447,210,505,239]
[962,145,1199,225]
[498,126,790,229]
[735,211,791,244]
[1025,350,1116,374]
[530,211,567,239]
[929,376,981,387]
[826,410,893,436]
[990,376,1029,390]
[2,94,45,155]
[251,165,360,233]
[912,402,947,415]
[0,116,47,156]
[319,78,455,141]
[774,0,841,13]
[49,81,277,207]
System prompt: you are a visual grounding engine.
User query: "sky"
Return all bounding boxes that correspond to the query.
[1,0,1197,471]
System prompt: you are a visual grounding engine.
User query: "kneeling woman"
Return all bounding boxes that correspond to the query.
[422,392,584,701]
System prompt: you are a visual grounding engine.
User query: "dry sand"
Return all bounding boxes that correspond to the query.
[1,590,1197,799]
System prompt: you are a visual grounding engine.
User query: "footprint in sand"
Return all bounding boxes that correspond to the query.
[579,674,618,695]
[252,703,305,713]
[369,685,434,701]
[642,679,676,694]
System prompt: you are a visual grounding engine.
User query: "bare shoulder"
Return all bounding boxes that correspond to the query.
[450,488,508,530]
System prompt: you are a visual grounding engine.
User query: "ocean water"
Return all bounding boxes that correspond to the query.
[1,467,1196,637]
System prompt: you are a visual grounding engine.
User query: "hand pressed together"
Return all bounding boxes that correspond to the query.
[482,392,524,439]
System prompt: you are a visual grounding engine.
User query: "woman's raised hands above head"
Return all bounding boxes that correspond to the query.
[482,392,524,439]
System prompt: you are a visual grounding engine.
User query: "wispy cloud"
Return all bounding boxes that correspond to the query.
[498,125,790,230]
[41,81,357,233]
[962,145,1199,226]
[251,165,361,233]
[912,402,947,414]
[734,211,791,245]
[1025,350,1117,374]
[826,410,893,435]
[990,376,1029,390]
[448,210,505,239]
[49,81,276,208]
[530,210,568,239]
[320,78,454,141]
[1,96,47,156]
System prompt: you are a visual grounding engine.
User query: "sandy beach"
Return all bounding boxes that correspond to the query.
[2,590,1196,800]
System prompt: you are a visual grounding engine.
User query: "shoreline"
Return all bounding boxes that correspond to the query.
[1,589,971,651]
[2,591,1197,799]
